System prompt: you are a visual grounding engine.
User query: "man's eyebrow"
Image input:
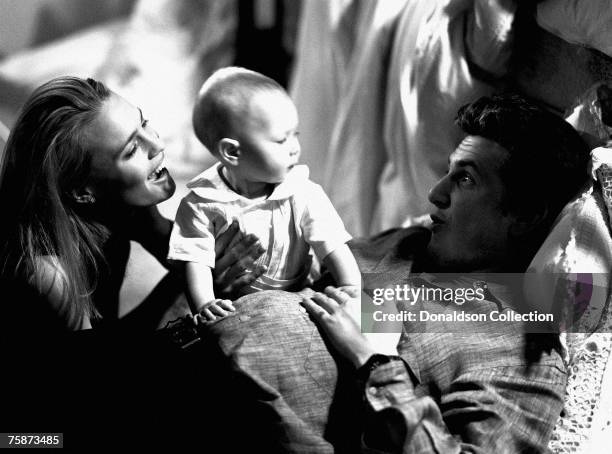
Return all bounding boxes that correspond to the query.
[115,107,144,158]
[451,158,481,174]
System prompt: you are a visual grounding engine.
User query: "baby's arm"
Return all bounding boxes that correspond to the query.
[323,244,361,289]
[322,245,362,325]
[185,262,235,323]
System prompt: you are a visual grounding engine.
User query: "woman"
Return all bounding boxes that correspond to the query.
[0,76,175,331]
[0,76,266,444]
[0,75,263,336]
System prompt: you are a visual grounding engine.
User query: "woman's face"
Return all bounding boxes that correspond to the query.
[82,92,176,207]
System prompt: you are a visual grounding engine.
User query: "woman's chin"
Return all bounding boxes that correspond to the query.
[147,169,176,202]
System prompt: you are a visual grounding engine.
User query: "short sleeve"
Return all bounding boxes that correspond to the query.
[300,183,352,260]
[167,194,223,267]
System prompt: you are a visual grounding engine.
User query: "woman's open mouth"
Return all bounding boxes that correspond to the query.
[148,162,168,181]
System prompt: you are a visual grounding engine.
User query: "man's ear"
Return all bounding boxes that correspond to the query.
[509,204,549,237]
[70,188,96,205]
[217,138,241,166]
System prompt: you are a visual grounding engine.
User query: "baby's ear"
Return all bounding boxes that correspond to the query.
[218,138,241,166]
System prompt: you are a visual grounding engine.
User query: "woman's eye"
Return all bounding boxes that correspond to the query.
[143,120,161,139]
[125,142,138,158]
[276,136,288,144]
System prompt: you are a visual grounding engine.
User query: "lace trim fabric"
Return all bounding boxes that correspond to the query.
[548,331,612,453]
[549,155,612,453]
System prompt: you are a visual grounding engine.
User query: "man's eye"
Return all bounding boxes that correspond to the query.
[457,173,475,186]
[276,136,288,144]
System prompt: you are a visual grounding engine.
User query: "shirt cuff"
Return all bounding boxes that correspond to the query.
[365,358,418,412]
[167,248,215,268]
[311,231,353,260]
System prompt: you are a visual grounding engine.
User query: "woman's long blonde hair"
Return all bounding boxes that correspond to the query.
[0,76,112,328]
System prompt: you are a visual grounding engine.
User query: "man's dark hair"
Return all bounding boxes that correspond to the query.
[456,93,590,232]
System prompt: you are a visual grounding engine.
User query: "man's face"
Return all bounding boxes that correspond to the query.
[426,136,517,271]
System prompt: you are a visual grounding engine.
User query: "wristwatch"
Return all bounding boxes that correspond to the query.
[356,354,403,382]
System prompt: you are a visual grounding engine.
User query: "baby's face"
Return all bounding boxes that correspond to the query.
[235,90,300,184]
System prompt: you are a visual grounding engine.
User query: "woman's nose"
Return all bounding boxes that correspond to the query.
[428,176,450,208]
[146,131,165,158]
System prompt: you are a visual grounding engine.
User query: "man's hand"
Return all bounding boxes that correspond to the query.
[302,286,377,368]
[194,299,235,324]
[213,221,267,298]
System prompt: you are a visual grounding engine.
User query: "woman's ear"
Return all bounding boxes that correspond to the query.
[70,188,96,205]
[217,138,241,166]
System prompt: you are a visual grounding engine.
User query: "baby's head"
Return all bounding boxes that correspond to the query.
[193,67,300,185]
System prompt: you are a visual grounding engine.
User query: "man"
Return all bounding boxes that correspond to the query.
[208,93,591,453]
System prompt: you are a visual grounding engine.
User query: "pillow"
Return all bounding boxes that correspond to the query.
[537,0,612,58]
[523,153,612,333]
[525,148,612,453]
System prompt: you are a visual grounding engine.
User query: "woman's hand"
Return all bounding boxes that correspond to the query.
[213,221,266,298]
[302,286,377,368]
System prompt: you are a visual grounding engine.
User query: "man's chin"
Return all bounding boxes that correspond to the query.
[425,239,466,272]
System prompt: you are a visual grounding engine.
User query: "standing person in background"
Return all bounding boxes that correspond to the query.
[291,0,518,235]
[291,0,612,236]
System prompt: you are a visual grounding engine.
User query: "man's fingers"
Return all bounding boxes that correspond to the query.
[310,292,339,314]
[338,285,360,298]
[324,286,356,305]
[302,297,330,319]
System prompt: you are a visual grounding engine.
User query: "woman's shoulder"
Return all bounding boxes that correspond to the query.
[30,255,68,297]
[2,256,91,330]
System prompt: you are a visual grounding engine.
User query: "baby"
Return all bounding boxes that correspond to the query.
[168,67,361,322]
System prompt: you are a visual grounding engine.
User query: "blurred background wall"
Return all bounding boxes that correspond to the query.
[0,0,301,318]
[0,0,135,57]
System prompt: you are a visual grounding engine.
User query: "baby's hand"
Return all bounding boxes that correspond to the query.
[194,299,235,324]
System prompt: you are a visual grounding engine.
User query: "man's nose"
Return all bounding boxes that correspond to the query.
[428,176,450,208]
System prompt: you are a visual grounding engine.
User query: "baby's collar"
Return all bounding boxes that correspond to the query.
[187,163,310,202]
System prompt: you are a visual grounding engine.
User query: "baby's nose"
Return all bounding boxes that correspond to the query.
[290,141,301,157]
